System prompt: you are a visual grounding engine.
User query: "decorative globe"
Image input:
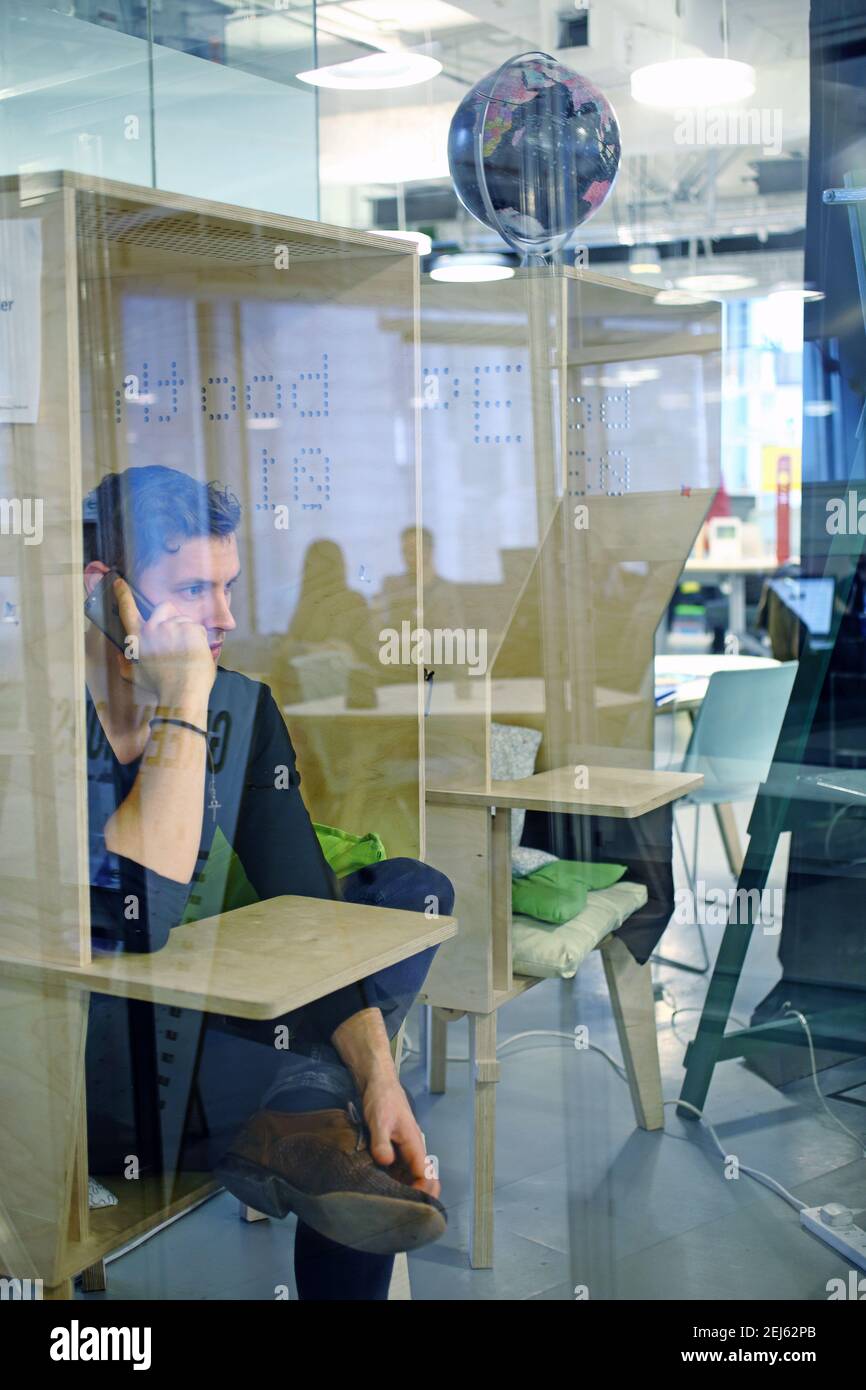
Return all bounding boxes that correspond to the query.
[448,52,621,259]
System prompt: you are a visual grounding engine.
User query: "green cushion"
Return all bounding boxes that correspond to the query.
[511,859,627,925]
[512,882,648,980]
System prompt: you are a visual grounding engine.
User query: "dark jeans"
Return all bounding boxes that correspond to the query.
[262,858,450,1110]
[198,856,453,1301]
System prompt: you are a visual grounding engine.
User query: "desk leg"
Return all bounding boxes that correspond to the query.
[600,935,663,1130]
[713,802,744,878]
[43,1278,74,1300]
[239,1204,269,1223]
[428,1007,449,1094]
[469,1010,499,1269]
[728,574,746,637]
[388,1253,412,1300]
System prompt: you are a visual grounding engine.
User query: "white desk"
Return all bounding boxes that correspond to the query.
[683,556,798,636]
[655,653,780,713]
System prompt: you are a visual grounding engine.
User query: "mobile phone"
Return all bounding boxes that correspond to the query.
[84,569,154,656]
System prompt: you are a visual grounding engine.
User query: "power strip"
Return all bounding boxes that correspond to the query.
[800,1203,866,1271]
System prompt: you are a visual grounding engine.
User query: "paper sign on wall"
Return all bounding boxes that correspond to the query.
[0,219,42,424]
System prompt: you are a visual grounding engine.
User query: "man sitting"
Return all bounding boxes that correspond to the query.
[83,464,452,1300]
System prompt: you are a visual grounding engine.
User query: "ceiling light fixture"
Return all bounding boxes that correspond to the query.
[629,244,662,274]
[429,253,515,283]
[654,288,712,306]
[630,57,755,109]
[297,51,442,90]
[676,272,756,293]
[768,282,825,303]
[631,0,754,109]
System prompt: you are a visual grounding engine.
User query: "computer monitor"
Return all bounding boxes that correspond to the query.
[768,576,835,636]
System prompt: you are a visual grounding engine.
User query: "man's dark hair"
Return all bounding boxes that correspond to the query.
[83,466,241,577]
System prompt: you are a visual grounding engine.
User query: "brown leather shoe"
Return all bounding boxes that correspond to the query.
[214,1103,447,1256]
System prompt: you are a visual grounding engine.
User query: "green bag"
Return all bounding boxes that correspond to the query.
[511,859,627,926]
[180,819,388,930]
[312,822,387,878]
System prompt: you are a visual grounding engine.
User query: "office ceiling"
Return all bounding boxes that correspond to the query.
[311,0,812,285]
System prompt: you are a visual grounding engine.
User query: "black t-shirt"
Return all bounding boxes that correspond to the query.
[87,665,341,949]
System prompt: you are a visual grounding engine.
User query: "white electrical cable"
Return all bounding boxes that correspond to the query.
[669,1006,750,1044]
[667,1099,807,1212]
[412,1019,811,1211]
[496,1029,628,1081]
[782,1004,866,1157]
[404,1027,628,1076]
[407,999,866,1217]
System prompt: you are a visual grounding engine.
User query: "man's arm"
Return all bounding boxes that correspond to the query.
[103,579,215,884]
[104,705,209,884]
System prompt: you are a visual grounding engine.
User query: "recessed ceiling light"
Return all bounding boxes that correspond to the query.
[597,368,661,387]
[429,254,514,283]
[768,282,825,303]
[676,272,757,293]
[297,51,442,90]
[378,230,433,255]
[654,288,712,306]
[629,244,662,274]
[630,57,755,109]
[319,1,476,34]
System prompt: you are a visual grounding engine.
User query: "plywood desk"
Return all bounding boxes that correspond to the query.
[0,898,456,1297]
[428,766,702,818]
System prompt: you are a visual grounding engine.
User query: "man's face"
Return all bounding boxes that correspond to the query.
[134,533,240,664]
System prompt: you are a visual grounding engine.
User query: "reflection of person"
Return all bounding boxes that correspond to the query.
[285,539,376,664]
[380,526,466,635]
[82,465,451,1300]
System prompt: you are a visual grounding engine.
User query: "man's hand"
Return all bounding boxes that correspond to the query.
[331,1007,441,1198]
[114,576,215,706]
[361,1073,441,1198]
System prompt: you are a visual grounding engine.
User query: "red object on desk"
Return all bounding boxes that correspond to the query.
[776,454,791,564]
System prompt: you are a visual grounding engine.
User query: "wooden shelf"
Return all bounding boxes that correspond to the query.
[64,1173,220,1279]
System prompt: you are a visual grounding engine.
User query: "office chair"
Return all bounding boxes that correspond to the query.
[655,662,799,974]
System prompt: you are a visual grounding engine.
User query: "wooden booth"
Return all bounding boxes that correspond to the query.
[0,172,455,1297]
[413,267,721,1264]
